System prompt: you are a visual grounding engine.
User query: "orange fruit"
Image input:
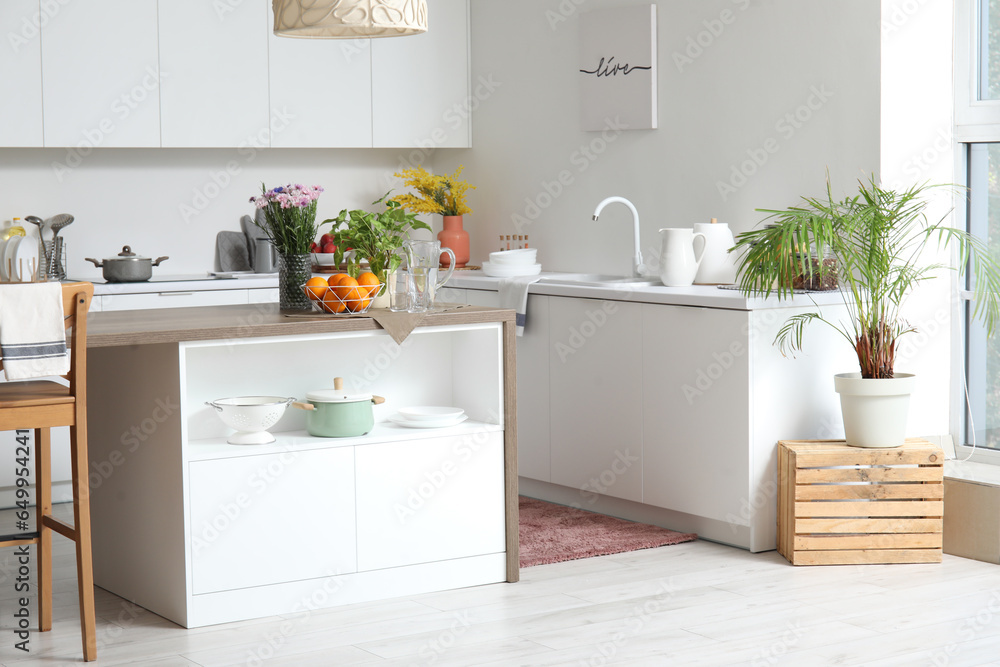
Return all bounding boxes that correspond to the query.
[304,276,328,301]
[331,275,358,301]
[327,273,350,287]
[348,294,370,312]
[343,285,364,312]
[321,289,347,313]
[330,276,364,312]
[357,271,381,298]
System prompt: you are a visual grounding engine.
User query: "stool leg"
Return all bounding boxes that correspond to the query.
[69,423,97,661]
[34,427,52,633]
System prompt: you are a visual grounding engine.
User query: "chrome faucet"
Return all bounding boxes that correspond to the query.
[592,196,649,278]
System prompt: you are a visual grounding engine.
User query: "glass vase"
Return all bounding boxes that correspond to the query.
[278,252,312,311]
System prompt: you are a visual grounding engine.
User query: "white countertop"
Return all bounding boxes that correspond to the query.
[445,271,848,311]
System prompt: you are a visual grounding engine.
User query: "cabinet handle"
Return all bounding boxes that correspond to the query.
[159,292,194,296]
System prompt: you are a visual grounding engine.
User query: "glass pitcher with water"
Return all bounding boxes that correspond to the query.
[403,240,456,312]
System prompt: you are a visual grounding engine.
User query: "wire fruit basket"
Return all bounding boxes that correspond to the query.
[304,280,385,314]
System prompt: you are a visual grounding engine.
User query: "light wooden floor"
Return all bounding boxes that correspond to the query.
[1,505,1000,666]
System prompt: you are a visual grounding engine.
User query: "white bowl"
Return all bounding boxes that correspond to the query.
[311,252,336,266]
[397,406,465,421]
[206,396,294,445]
[481,261,542,278]
[489,248,537,265]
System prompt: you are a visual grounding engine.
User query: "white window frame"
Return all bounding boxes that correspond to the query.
[954,0,1000,463]
[956,0,1000,139]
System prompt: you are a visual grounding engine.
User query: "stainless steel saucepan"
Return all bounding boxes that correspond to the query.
[85,245,169,282]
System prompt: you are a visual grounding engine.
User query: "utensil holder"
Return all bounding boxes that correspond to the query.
[40,238,67,281]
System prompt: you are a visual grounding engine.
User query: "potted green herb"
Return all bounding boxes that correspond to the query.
[324,193,431,299]
[733,176,1000,447]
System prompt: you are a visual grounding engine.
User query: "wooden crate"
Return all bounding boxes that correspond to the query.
[777,439,944,565]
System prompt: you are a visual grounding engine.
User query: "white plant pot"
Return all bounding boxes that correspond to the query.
[833,372,916,448]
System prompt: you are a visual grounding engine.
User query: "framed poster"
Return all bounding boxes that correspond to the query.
[578,4,657,131]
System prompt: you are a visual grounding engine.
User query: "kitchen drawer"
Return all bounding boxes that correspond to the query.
[248,288,279,304]
[101,289,250,312]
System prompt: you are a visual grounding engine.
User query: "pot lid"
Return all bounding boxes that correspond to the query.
[106,245,149,261]
[306,377,372,403]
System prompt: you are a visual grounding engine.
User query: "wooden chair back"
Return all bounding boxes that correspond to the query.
[0,282,93,388]
[62,282,94,395]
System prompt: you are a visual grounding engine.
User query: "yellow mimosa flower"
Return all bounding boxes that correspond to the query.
[392,165,475,216]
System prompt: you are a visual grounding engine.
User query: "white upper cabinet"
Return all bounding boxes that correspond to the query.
[41,0,161,148]
[159,0,270,148]
[0,1,44,147]
[267,4,373,148]
[1,0,469,148]
[371,0,470,148]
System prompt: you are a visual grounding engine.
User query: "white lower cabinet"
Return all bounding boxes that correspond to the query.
[248,288,279,304]
[101,289,250,312]
[641,304,750,523]
[450,283,851,552]
[462,289,552,481]
[548,297,643,503]
[189,448,357,595]
[355,434,505,571]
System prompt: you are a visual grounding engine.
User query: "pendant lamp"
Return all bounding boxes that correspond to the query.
[272,0,428,38]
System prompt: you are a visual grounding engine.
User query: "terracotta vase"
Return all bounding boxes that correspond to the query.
[438,215,469,268]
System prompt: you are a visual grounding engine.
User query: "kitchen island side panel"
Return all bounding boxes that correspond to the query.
[88,343,188,626]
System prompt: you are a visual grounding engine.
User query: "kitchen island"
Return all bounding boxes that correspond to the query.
[85,303,518,628]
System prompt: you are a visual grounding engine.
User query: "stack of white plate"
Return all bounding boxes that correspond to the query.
[389,406,468,428]
[482,248,541,277]
[0,236,38,282]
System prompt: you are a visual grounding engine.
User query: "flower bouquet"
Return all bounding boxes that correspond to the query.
[392,165,474,216]
[250,183,324,310]
[392,165,475,267]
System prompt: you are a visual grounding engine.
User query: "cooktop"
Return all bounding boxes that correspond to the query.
[75,273,237,285]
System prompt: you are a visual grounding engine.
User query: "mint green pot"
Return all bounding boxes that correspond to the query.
[292,378,385,438]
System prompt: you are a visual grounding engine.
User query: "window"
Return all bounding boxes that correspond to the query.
[958,0,1000,459]
[957,0,1000,135]
[965,145,1000,451]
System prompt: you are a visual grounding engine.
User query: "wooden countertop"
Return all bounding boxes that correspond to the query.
[86,303,515,348]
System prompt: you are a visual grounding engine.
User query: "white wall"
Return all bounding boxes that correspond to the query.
[880,0,955,437]
[0,148,427,279]
[0,0,879,282]
[452,0,880,275]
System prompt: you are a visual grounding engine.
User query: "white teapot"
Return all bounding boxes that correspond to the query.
[693,218,737,285]
[658,228,706,287]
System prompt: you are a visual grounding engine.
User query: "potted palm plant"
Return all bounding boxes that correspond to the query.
[733,176,1000,447]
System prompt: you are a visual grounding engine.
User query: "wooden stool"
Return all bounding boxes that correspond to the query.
[0,283,96,661]
[777,438,944,565]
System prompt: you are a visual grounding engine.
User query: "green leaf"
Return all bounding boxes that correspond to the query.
[731,175,999,376]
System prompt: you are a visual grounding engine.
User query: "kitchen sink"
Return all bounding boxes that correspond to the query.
[536,273,662,287]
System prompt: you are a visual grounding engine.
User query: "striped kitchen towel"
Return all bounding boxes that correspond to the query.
[0,282,69,380]
[498,275,542,336]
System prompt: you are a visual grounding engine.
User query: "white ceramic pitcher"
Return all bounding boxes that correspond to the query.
[693,218,737,285]
[658,228,706,287]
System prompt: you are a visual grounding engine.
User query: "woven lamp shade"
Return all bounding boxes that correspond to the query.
[272,0,427,38]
